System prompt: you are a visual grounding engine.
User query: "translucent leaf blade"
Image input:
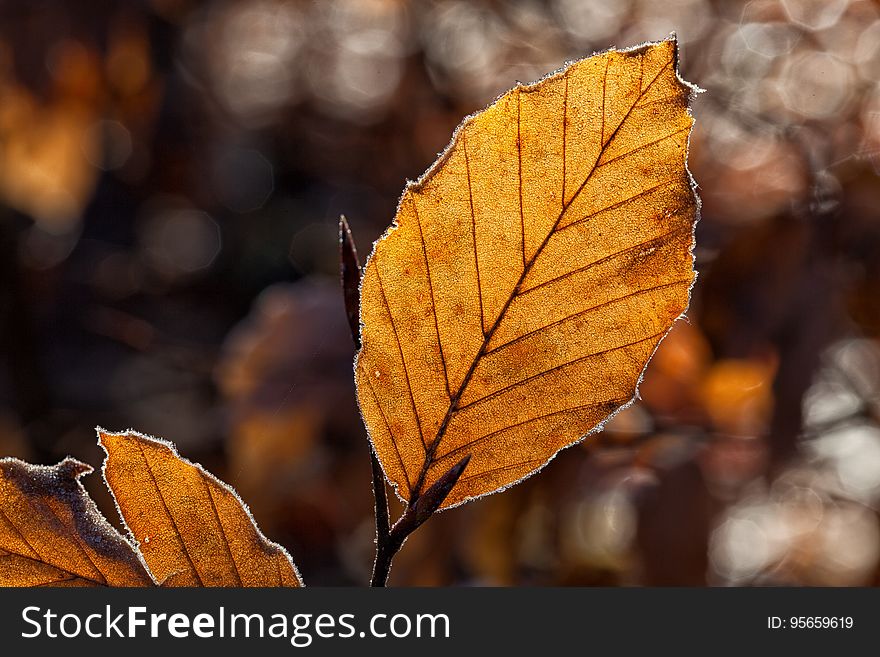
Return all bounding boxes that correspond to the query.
[0,457,153,587]
[356,38,699,509]
[99,429,302,587]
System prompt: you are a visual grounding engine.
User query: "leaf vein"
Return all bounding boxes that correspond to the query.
[463,133,486,335]
[200,472,243,586]
[436,398,628,464]
[457,459,546,484]
[458,329,667,413]
[44,502,107,585]
[562,73,568,209]
[0,551,107,586]
[376,266,427,452]
[517,87,525,271]
[557,176,682,234]
[0,506,41,560]
[366,373,413,494]
[518,223,691,299]
[597,125,690,170]
[135,441,205,586]
[492,276,690,356]
[412,195,451,399]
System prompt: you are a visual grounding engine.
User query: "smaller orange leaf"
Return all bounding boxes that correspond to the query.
[0,457,153,587]
[99,429,302,587]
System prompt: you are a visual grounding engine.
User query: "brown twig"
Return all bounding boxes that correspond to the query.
[338,216,390,573]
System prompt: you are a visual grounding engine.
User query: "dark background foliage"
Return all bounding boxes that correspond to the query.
[1,0,879,585]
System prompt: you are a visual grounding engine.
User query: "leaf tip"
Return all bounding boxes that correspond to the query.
[96,427,142,460]
[95,425,115,448]
[657,33,705,97]
[57,456,93,480]
[338,213,350,242]
[450,453,472,478]
[0,455,93,483]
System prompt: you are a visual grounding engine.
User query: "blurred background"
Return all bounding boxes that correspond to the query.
[1,0,880,586]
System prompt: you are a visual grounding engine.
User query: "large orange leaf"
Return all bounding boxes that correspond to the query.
[356,38,699,509]
[0,457,153,586]
[99,429,302,587]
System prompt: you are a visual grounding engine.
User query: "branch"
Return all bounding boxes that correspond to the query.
[370,454,471,587]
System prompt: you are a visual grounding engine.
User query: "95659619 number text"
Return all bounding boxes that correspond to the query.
[768,616,854,630]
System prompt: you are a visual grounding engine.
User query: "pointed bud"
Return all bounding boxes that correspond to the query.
[411,454,472,527]
[339,215,362,349]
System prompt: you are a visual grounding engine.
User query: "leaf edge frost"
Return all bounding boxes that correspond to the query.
[354,35,702,511]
